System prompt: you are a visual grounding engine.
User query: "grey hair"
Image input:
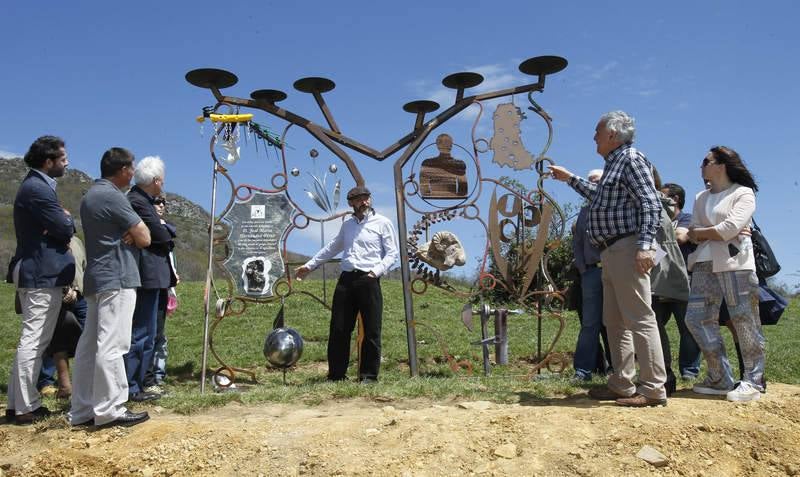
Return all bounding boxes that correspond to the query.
[134,156,165,185]
[587,168,604,179]
[600,110,636,144]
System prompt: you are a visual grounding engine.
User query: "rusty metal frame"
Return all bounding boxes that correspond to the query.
[188,55,568,382]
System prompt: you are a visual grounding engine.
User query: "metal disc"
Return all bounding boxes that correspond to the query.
[250,89,287,103]
[518,56,568,76]
[293,77,336,94]
[185,68,239,89]
[402,100,440,114]
[442,71,484,90]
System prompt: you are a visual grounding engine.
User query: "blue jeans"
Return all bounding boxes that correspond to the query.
[123,288,160,395]
[145,288,168,387]
[573,267,605,379]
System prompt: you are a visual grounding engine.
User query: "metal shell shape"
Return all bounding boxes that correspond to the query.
[263,327,304,368]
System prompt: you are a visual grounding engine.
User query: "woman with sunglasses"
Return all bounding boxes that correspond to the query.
[685,146,764,402]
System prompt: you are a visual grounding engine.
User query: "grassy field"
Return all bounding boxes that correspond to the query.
[1,280,797,414]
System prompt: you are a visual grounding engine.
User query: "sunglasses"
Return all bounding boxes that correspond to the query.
[701,158,719,168]
[154,198,166,205]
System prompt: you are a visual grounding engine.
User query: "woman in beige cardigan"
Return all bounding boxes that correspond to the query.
[685,146,764,402]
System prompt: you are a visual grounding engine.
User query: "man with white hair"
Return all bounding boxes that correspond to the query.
[123,156,173,402]
[550,111,667,407]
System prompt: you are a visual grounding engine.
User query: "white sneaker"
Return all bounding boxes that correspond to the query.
[144,385,164,395]
[726,382,762,402]
[692,378,734,396]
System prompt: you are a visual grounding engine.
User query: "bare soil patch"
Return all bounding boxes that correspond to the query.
[2,384,800,476]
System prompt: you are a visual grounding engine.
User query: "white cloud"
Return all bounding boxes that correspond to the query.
[410,62,530,123]
[0,148,21,158]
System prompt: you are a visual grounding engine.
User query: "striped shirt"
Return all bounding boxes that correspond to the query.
[568,144,661,250]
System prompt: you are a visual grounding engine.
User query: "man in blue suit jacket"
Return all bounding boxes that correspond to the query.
[7,135,75,425]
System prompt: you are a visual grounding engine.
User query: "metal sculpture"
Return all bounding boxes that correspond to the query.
[186,54,569,389]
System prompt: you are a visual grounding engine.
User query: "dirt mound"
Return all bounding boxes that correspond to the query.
[2,384,800,476]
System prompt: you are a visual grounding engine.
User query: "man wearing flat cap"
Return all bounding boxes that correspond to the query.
[295,186,398,383]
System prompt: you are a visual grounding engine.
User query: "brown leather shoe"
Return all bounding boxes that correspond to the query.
[616,394,667,407]
[588,386,628,400]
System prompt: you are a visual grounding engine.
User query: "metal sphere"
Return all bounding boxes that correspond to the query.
[263,327,304,368]
[309,148,319,158]
[328,164,338,173]
[290,168,300,177]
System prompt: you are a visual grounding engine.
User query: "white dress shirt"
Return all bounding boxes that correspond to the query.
[303,210,399,277]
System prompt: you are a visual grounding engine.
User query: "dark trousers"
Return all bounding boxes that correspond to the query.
[653,298,702,382]
[573,267,612,378]
[123,288,160,395]
[328,271,383,380]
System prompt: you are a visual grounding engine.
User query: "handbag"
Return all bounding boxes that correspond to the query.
[758,285,788,326]
[751,219,780,279]
[718,283,788,326]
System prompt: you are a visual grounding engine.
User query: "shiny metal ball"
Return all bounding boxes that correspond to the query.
[290,168,300,177]
[309,148,319,158]
[263,327,304,368]
[328,164,338,173]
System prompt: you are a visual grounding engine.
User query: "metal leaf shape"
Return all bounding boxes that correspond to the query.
[332,179,341,210]
[305,190,328,212]
[308,173,332,212]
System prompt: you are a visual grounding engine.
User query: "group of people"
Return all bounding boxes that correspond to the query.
[5,108,765,426]
[552,110,766,406]
[6,136,178,428]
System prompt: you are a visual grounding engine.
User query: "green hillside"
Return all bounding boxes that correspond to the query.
[0,157,215,281]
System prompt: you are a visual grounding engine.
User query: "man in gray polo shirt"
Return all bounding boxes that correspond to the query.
[69,147,152,428]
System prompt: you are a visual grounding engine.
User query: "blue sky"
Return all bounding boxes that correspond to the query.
[2,1,799,286]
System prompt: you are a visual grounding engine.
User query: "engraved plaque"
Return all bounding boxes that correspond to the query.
[222,191,295,298]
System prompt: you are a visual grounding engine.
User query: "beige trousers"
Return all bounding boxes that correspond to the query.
[601,235,667,400]
[69,288,136,426]
[7,287,62,414]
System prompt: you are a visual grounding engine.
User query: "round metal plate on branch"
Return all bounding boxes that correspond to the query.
[518,56,568,76]
[293,77,336,94]
[250,89,287,103]
[442,71,484,90]
[402,100,440,114]
[185,68,239,89]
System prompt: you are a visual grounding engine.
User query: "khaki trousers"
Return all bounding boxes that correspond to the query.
[69,288,136,426]
[7,287,62,414]
[601,235,667,400]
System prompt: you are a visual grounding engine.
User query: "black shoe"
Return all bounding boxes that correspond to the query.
[326,375,347,382]
[129,391,161,402]
[96,411,149,429]
[71,419,94,428]
[5,409,16,424]
[14,406,52,426]
[359,377,378,384]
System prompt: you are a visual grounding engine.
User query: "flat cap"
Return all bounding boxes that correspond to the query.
[346,186,371,200]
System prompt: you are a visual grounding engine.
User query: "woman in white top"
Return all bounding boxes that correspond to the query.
[685,146,764,402]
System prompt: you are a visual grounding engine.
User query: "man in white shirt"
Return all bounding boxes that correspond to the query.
[294,186,399,383]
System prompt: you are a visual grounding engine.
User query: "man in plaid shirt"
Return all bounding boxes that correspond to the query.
[550,110,667,407]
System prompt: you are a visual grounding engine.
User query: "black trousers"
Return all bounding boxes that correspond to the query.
[328,271,383,380]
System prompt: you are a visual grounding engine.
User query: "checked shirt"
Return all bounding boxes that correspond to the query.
[568,144,661,250]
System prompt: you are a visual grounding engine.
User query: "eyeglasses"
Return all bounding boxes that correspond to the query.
[701,158,718,168]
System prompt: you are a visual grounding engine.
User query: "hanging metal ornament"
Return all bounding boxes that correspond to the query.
[489,103,535,170]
